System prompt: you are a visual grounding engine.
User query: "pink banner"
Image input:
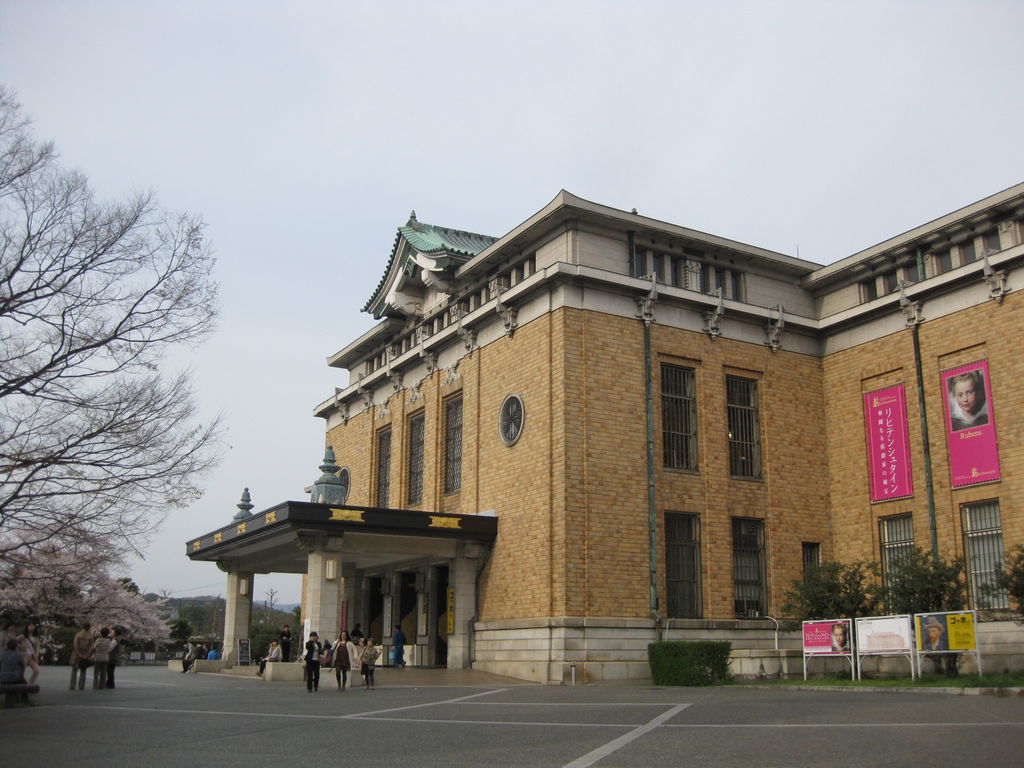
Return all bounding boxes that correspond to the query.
[941,360,1000,488]
[803,620,852,654]
[863,385,914,502]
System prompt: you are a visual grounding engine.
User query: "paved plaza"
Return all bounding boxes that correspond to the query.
[2,665,1024,767]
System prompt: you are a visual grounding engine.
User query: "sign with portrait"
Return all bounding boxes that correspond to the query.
[941,360,1000,488]
[803,619,853,655]
[863,384,914,502]
[915,611,976,653]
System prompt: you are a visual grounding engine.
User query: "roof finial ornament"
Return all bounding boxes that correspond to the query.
[310,446,349,505]
[232,487,254,521]
[409,210,417,222]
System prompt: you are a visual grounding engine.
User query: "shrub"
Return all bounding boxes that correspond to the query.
[648,641,732,686]
[780,560,882,627]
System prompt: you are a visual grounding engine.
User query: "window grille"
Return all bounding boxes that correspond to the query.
[444,395,463,494]
[375,427,391,507]
[879,514,914,588]
[407,412,425,506]
[962,500,1008,609]
[726,377,761,478]
[802,542,821,579]
[666,513,701,618]
[661,364,698,471]
[732,518,765,618]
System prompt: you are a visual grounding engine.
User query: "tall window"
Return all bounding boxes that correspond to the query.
[732,518,765,618]
[879,514,914,588]
[661,364,698,471]
[802,542,821,580]
[444,395,463,494]
[726,376,761,478]
[962,500,1008,609]
[407,412,425,506]
[665,513,701,618]
[932,249,953,275]
[960,239,977,264]
[983,228,1001,254]
[375,427,392,507]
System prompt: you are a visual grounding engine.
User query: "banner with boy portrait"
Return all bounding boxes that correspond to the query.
[940,360,1000,488]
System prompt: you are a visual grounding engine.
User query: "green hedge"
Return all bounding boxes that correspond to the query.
[648,641,733,686]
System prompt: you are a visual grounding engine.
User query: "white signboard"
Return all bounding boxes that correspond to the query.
[855,615,912,653]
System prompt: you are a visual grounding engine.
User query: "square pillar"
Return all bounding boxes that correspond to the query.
[222,569,253,666]
[447,542,486,669]
[303,543,342,640]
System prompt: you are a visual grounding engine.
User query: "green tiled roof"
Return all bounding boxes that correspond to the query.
[400,212,497,258]
[362,212,497,316]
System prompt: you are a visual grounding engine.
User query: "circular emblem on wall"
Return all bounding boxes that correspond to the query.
[498,393,525,446]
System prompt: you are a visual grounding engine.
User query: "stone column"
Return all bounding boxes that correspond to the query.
[301,535,342,640]
[447,542,487,669]
[341,562,360,633]
[220,564,254,667]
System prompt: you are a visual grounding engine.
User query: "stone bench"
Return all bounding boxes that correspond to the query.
[2,682,40,707]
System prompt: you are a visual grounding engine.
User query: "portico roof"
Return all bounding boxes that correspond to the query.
[187,501,497,575]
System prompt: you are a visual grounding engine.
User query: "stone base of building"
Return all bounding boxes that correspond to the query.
[470,616,1024,683]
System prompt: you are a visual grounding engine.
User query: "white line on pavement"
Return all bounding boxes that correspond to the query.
[561,704,691,768]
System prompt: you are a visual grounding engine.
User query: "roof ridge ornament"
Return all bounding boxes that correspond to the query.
[232,487,254,521]
[310,446,348,505]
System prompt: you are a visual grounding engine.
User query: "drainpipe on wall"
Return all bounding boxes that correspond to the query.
[904,259,939,558]
[635,241,663,641]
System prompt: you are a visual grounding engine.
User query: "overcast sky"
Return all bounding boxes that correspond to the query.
[2,1,1022,603]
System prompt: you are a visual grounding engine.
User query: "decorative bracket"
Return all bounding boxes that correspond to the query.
[443,360,461,387]
[764,304,785,351]
[407,382,423,404]
[703,287,725,339]
[493,281,518,337]
[388,369,403,393]
[449,303,476,352]
[982,253,1010,303]
[897,281,923,326]
[334,388,349,425]
[356,374,373,410]
[635,274,658,325]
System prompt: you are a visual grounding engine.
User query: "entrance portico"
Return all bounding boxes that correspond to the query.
[187,501,497,667]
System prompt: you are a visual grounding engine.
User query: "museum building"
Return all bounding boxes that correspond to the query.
[189,183,1024,682]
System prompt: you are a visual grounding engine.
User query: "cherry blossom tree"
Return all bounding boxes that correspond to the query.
[0,85,221,565]
[0,542,168,642]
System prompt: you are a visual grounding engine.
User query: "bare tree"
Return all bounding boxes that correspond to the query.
[0,86,221,564]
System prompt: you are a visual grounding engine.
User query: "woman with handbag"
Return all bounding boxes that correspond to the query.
[331,631,355,690]
[359,637,382,690]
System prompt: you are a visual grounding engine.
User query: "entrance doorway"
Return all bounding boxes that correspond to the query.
[367,576,384,642]
[433,564,449,666]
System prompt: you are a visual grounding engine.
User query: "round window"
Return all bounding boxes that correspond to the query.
[498,393,524,446]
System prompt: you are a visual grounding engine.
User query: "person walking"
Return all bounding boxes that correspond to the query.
[181,641,195,674]
[17,623,41,686]
[91,627,113,689]
[391,624,407,669]
[359,637,381,690]
[331,631,354,690]
[304,631,322,692]
[105,627,120,688]
[69,622,93,691]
